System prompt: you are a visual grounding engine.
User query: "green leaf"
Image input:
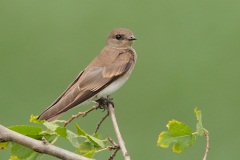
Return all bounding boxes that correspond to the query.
[66,130,79,148]
[83,150,95,158]
[78,142,94,153]
[55,127,67,138]
[74,123,87,136]
[29,115,44,124]
[11,143,34,159]
[9,125,42,136]
[92,133,102,139]
[0,142,8,149]
[43,121,59,131]
[92,133,108,146]
[87,135,105,148]
[194,107,204,136]
[43,121,67,138]
[26,151,42,160]
[9,155,19,160]
[194,108,202,125]
[43,121,79,148]
[157,120,196,153]
[9,125,44,140]
[196,123,204,136]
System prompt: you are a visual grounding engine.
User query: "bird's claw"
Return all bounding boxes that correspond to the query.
[96,97,115,111]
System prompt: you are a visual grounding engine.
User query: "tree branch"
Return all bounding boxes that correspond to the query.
[202,130,210,160]
[95,111,109,133]
[108,104,131,160]
[64,105,99,127]
[0,124,93,160]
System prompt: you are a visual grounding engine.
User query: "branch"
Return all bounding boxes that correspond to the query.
[107,137,120,160]
[95,111,109,133]
[202,130,210,160]
[0,124,93,160]
[108,104,131,160]
[64,105,99,127]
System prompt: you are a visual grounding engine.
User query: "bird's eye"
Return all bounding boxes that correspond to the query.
[115,34,123,40]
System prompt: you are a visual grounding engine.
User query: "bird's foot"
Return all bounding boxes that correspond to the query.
[96,97,114,111]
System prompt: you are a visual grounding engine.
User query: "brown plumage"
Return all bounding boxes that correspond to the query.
[38,28,137,121]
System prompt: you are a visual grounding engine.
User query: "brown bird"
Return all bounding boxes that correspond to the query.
[38,28,137,121]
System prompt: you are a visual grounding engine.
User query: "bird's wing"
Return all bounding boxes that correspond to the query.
[59,50,135,112]
[38,49,135,121]
[80,53,133,91]
[38,71,84,120]
[48,71,84,107]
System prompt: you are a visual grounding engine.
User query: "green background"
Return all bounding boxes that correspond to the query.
[1,0,240,159]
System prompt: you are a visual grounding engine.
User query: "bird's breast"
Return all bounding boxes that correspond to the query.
[96,74,129,98]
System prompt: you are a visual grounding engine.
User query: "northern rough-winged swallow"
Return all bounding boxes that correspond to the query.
[38,28,137,121]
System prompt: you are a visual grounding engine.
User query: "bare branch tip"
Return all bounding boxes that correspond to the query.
[41,137,49,145]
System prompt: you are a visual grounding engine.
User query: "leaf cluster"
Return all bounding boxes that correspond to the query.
[157,108,208,153]
[0,115,109,160]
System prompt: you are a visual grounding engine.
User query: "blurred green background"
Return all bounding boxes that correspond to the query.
[1,0,240,159]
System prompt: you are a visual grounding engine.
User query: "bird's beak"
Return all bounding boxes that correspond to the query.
[128,36,137,41]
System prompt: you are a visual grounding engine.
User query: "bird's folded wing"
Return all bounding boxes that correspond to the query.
[38,71,83,120]
[80,58,132,91]
[39,51,134,120]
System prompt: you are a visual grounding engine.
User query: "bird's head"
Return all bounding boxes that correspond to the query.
[106,28,137,48]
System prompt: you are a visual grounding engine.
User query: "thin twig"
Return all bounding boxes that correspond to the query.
[108,103,131,160]
[203,130,210,160]
[0,124,92,160]
[108,146,120,160]
[95,140,120,160]
[95,111,109,133]
[108,137,118,146]
[107,137,120,160]
[64,105,99,127]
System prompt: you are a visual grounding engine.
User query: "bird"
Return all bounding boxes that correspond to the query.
[38,28,137,121]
